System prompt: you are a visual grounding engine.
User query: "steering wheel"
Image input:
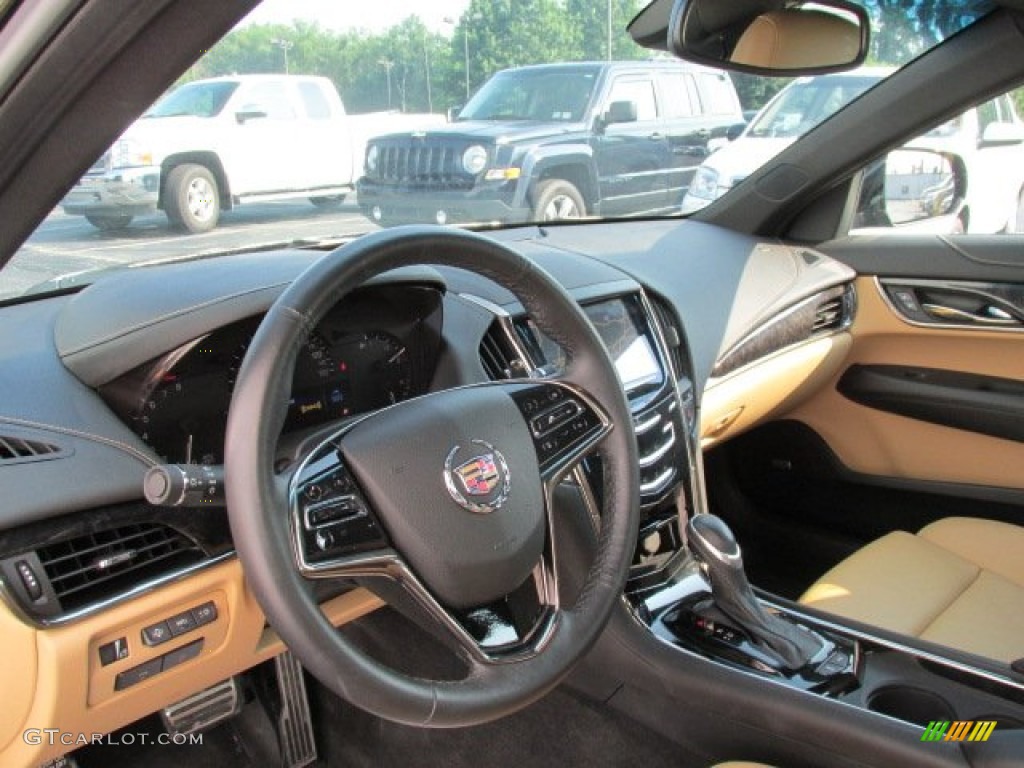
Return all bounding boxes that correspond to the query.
[224,226,639,727]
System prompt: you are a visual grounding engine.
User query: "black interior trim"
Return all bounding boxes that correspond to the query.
[838,364,1024,444]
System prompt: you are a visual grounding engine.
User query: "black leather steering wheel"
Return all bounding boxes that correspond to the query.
[224,226,639,727]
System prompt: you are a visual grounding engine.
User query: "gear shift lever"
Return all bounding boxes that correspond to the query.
[686,514,826,671]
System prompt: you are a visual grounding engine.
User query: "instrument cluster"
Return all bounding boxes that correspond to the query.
[100,285,443,464]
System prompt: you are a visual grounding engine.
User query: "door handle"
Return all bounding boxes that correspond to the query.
[921,302,1022,326]
[648,133,664,140]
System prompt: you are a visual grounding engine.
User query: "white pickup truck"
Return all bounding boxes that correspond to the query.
[62,74,442,232]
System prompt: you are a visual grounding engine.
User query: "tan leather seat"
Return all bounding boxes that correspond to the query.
[800,517,1024,662]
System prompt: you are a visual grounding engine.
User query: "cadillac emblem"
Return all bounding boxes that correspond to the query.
[444,440,511,514]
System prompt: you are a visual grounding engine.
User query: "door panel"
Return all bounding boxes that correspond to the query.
[783,275,1024,489]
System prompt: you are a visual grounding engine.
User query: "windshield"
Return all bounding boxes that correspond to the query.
[0,0,999,301]
[458,68,600,122]
[145,81,239,118]
[747,74,885,139]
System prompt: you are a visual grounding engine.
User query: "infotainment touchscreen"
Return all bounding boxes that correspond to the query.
[527,295,664,396]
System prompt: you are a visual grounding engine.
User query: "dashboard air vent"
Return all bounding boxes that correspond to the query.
[479,321,526,380]
[647,296,685,380]
[813,297,845,332]
[36,523,204,612]
[0,433,64,465]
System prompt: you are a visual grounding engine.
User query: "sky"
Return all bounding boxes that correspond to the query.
[240,0,474,34]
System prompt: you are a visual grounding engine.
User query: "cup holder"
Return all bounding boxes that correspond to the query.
[867,686,955,727]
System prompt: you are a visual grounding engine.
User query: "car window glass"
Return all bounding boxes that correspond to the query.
[607,78,657,121]
[298,82,332,120]
[976,99,999,132]
[696,72,738,115]
[852,82,1024,237]
[659,73,695,118]
[245,82,296,120]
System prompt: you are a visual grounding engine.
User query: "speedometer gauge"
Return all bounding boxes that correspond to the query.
[336,330,413,410]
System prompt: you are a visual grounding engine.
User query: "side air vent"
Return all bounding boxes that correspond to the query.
[647,296,685,380]
[36,523,204,613]
[712,283,855,380]
[0,433,66,465]
[479,321,528,381]
[813,297,845,332]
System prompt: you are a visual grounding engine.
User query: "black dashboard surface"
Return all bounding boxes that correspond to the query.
[0,219,854,528]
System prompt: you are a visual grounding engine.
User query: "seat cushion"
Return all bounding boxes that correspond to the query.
[800,517,1024,662]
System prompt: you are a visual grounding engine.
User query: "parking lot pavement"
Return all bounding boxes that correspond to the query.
[0,200,378,297]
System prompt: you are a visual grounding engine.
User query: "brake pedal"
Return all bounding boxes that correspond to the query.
[273,650,318,768]
[161,676,242,737]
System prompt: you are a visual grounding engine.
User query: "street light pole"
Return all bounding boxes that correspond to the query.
[463,28,470,101]
[607,0,613,61]
[379,58,394,108]
[443,16,471,102]
[271,38,293,74]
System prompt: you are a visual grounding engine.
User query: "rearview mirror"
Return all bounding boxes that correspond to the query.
[637,0,869,76]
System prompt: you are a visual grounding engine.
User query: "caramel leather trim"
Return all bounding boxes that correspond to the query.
[802,517,1024,662]
[0,558,382,767]
[919,517,1024,586]
[701,334,851,448]
[784,276,1024,488]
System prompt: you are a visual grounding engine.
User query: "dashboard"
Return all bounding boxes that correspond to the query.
[97,285,443,465]
[0,219,856,766]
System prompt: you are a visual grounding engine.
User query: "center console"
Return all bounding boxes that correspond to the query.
[571,289,1024,757]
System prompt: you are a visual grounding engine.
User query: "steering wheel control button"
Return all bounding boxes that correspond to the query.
[304,495,366,529]
[443,440,511,515]
[162,639,204,670]
[167,610,198,636]
[513,386,603,468]
[142,621,173,646]
[98,637,130,666]
[530,399,583,437]
[114,657,163,691]
[192,601,218,626]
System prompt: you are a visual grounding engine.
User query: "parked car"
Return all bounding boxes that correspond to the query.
[682,67,1024,233]
[356,60,743,226]
[3,1,1024,767]
[61,74,443,232]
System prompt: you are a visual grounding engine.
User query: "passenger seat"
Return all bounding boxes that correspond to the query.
[800,517,1024,662]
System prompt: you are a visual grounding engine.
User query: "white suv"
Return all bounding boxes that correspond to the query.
[682,68,1024,233]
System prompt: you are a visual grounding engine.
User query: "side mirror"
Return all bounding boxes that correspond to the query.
[603,100,638,126]
[852,148,967,234]
[235,108,268,124]
[629,0,870,76]
[447,105,464,122]
[979,122,1024,148]
[725,122,746,141]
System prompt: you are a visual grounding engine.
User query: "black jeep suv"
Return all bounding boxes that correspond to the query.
[356,60,743,226]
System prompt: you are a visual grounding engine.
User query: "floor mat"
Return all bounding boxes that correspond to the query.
[313,683,694,768]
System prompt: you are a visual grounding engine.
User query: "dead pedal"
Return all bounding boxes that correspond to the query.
[273,650,318,768]
[160,676,242,737]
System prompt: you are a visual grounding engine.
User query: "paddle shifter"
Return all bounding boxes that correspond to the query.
[685,514,827,672]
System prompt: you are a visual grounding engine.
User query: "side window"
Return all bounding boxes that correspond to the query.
[606,78,658,122]
[243,82,296,120]
[658,73,695,118]
[298,82,332,120]
[852,84,1024,237]
[696,72,739,115]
